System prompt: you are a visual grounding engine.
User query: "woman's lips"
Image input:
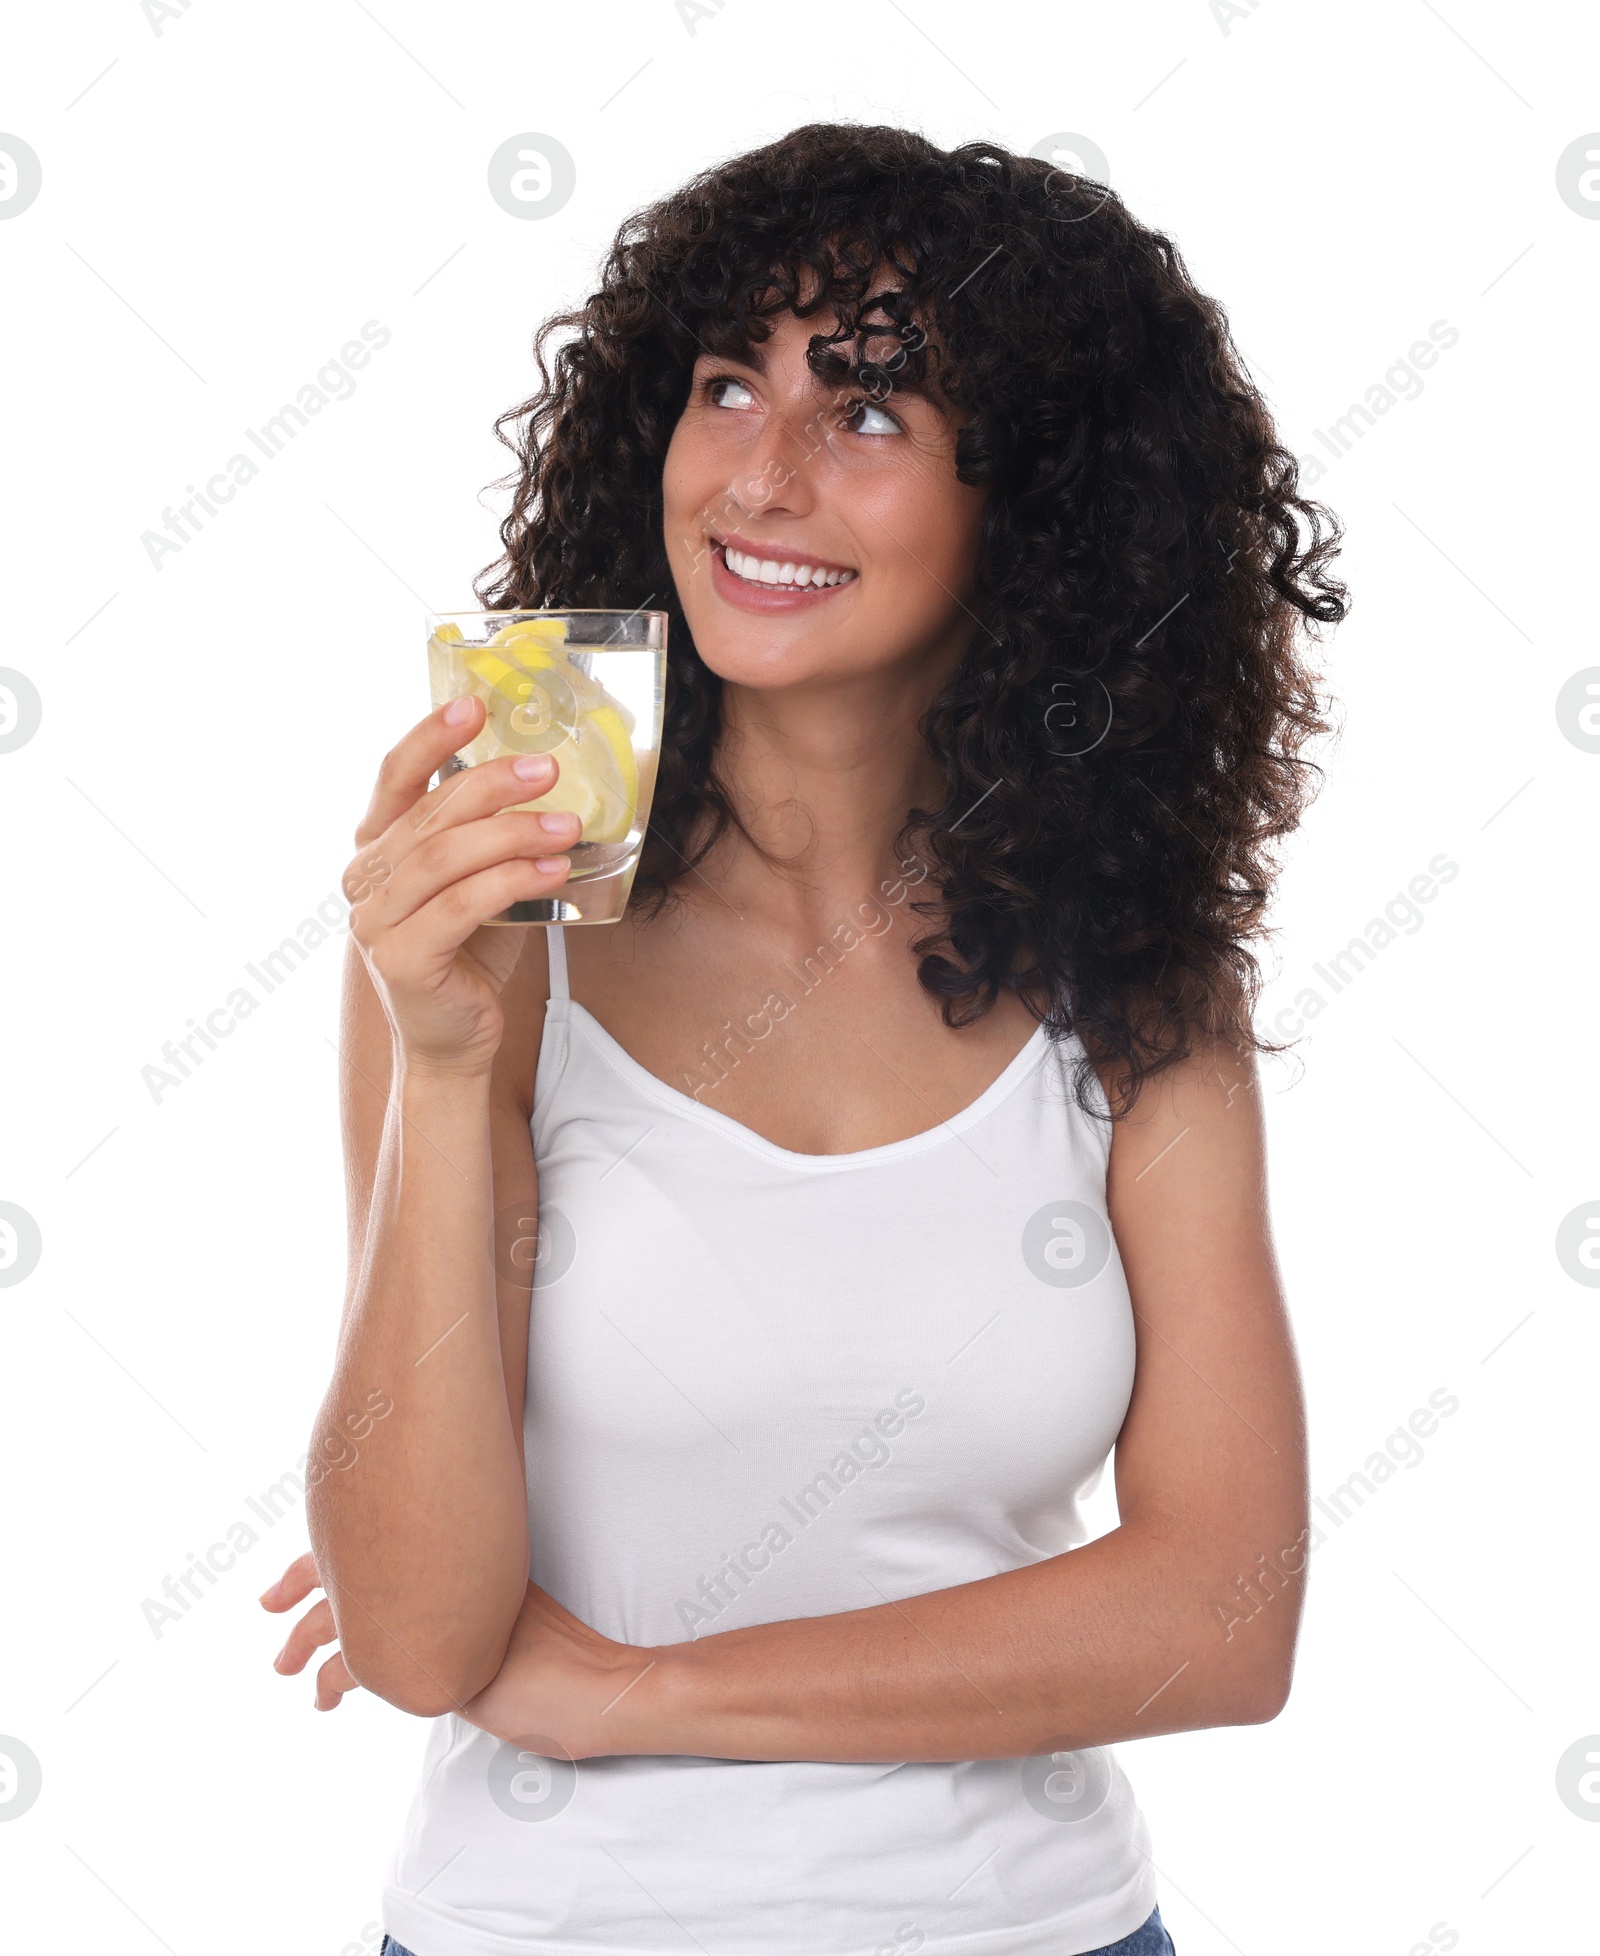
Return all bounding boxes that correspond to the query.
[709,540,857,612]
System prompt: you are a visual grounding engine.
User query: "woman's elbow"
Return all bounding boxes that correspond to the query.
[1198,1593,1303,1727]
[1219,1624,1300,1725]
[339,1632,499,1719]
[1201,1528,1309,1725]
[1236,1653,1295,1724]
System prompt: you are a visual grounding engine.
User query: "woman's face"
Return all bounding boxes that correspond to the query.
[661,292,987,697]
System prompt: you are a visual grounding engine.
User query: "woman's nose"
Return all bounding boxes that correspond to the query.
[728,397,829,519]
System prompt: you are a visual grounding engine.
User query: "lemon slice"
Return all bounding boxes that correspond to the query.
[429,627,473,722]
[488,617,569,668]
[463,650,579,755]
[430,624,466,692]
[453,621,639,845]
[514,713,634,843]
[489,615,568,643]
[585,702,639,826]
[463,647,533,699]
[510,739,610,833]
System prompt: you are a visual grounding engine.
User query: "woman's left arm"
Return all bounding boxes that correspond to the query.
[462,1036,1311,1764]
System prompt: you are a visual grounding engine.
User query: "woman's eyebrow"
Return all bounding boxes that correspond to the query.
[697,341,943,407]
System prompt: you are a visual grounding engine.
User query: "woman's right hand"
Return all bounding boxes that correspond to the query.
[344,693,580,1077]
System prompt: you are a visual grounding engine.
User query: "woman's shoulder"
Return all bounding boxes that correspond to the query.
[1102,1034,1265,1200]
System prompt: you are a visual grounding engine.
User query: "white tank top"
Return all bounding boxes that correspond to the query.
[383,926,1157,1956]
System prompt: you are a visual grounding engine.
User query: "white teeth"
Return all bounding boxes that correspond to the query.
[722,543,855,589]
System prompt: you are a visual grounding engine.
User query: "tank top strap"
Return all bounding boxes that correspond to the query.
[545,922,570,1001]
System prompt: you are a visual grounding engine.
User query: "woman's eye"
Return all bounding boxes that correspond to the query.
[843,397,902,437]
[705,375,756,409]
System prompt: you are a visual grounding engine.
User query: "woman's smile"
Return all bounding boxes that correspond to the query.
[708,531,860,611]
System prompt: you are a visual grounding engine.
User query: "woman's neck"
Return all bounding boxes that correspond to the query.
[707,670,948,917]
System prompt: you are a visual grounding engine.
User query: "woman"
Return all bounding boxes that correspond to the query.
[260,123,1344,1956]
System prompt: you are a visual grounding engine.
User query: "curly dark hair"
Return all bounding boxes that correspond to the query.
[475,121,1347,1118]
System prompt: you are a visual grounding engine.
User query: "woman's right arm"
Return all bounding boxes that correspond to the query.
[304,696,576,1717]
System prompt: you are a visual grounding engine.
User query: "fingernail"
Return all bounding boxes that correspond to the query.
[273,1645,288,1668]
[512,754,554,781]
[538,811,580,837]
[444,696,475,726]
[535,855,571,874]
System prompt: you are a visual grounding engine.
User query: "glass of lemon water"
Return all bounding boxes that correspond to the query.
[425,608,668,925]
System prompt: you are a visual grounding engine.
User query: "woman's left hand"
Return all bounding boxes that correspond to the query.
[260,1549,363,1711]
[459,1581,656,1761]
[262,1552,649,1753]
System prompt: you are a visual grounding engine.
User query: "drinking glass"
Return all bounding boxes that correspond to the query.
[425,608,667,924]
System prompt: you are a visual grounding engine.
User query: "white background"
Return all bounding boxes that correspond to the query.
[3,2,1596,1953]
